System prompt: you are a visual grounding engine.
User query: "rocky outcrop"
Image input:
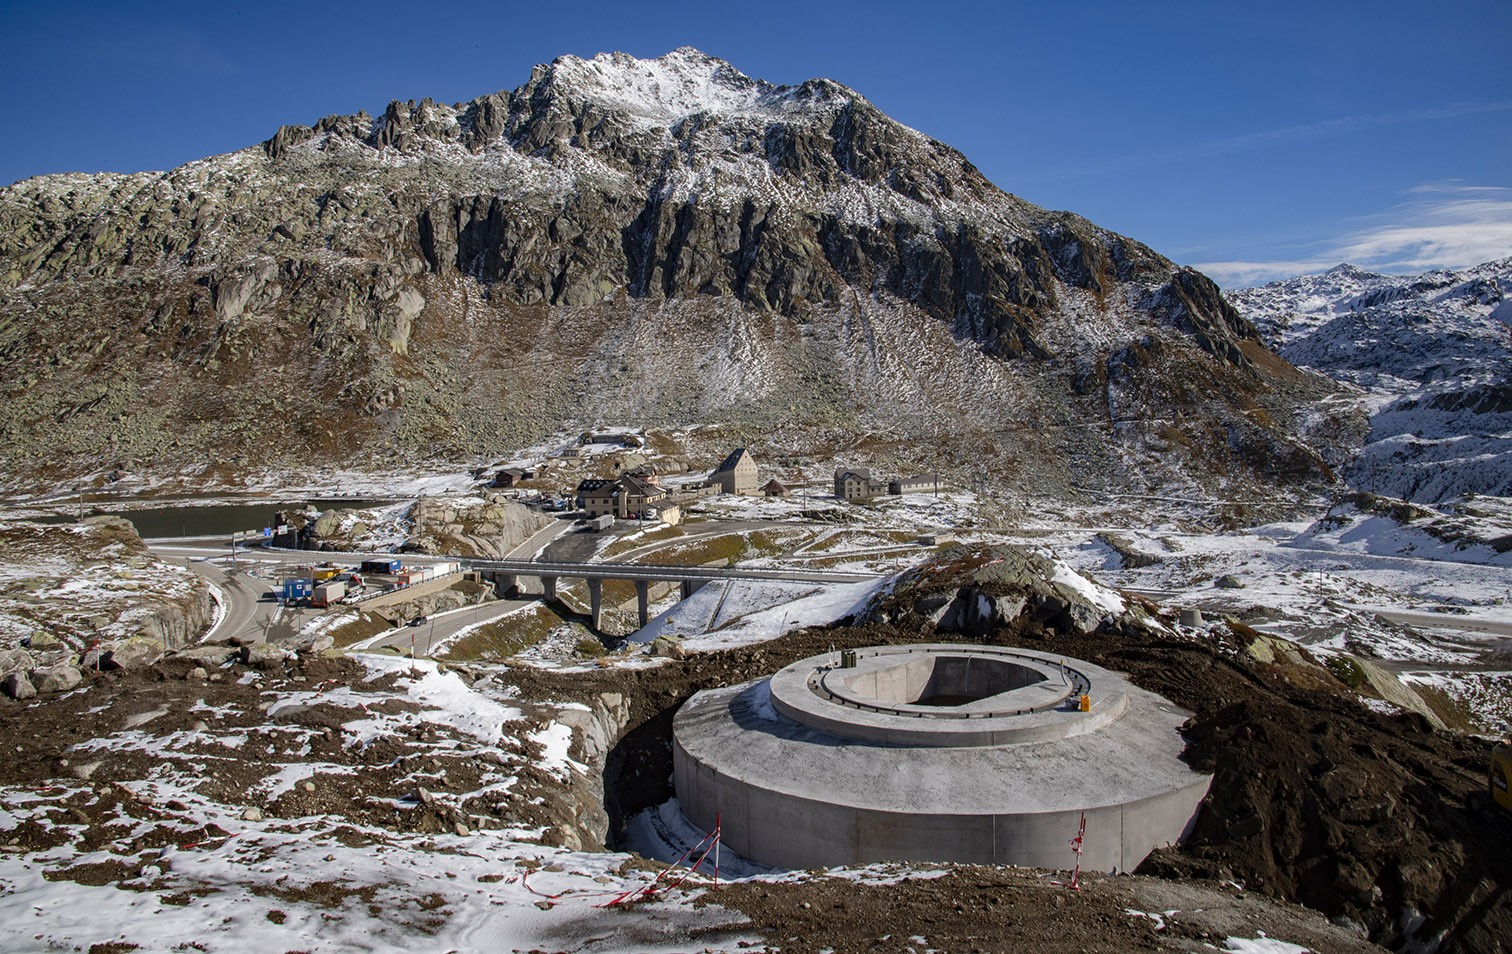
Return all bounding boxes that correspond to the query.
[403,495,550,558]
[0,49,1348,503]
[868,544,1144,638]
[0,519,214,662]
[547,691,633,850]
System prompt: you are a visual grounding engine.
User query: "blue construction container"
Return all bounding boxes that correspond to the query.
[281,578,313,601]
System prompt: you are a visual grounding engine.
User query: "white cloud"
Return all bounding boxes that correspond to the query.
[1192,259,1336,288]
[1194,183,1512,287]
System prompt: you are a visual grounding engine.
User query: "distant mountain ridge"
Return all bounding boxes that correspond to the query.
[0,48,1346,502]
[1228,258,1512,502]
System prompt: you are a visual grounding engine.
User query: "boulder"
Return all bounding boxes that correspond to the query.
[0,647,37,677]
[172,645,238,666]
[30,665,83,693]
[1063,602,1104,636]
[2,672,37,700]
[1247,634,1315,668]
[1353,657,1446,729]
[25,633,65,651]
[240,643,289,669]
[104,636,165,670]
[992,594,1028,623]
[1215,574,1245,589]
[938,589,995,637]
[650,635,687,660]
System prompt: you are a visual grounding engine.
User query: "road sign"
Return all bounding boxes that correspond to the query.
[262,527,273,537]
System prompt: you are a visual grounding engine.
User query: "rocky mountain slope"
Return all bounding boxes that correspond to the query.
[1228,259,1512,501]
[0,48,1349,504]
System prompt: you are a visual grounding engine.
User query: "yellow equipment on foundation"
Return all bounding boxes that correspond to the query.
[1492,742,1512,814]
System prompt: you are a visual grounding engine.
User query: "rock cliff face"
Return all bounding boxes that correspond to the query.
[0,48,1350,502]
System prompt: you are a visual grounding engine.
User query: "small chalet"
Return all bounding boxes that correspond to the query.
[761,478,789,497]
[491,466,536,488]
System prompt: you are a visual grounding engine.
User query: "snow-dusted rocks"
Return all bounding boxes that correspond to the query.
[868,543,1137,637]
[0,520,215,654]
[1229,257,1512,501]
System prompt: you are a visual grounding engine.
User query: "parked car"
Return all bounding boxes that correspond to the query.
[409,615,427,627]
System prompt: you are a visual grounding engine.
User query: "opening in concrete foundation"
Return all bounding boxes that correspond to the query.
[840,653,1044,707]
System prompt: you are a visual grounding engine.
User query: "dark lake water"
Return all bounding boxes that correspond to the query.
[27,499,403,539]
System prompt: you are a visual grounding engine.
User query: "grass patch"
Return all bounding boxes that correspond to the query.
[1326,655,1368,690]
[574,636,607,658]
[442,605,563,661]
[599,525,684,558]
[650,530,792,567]
[1410,683,1481,734]
[328,612,392,649]
[601,579,638,605]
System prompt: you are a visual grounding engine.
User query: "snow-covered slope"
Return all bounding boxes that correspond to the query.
[1228,258,1512,501]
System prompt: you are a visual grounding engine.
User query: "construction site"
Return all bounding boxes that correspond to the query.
[673,644,1211,871]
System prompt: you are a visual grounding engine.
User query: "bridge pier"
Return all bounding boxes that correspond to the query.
[587,579,602,631]
[635,580,650,628]
[681,579,710,600]
[542,576,557,600]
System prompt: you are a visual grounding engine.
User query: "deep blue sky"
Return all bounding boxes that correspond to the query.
[2,0,1508,285]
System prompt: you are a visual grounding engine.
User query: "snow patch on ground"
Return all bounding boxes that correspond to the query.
[633,577,887,652]
[1223,934,1313,954]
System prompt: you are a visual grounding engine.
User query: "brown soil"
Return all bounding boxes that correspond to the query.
[0,653,581,875]
[697,866,1384,954]
[5,601,1506,952]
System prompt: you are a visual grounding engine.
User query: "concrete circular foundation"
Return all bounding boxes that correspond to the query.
[672,644,1211,871]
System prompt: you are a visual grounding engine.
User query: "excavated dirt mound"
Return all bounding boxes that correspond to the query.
[508,615,1510,953]
[2,637,1387,954]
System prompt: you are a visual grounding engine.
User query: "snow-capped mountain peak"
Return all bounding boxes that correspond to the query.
[532,47,859,129]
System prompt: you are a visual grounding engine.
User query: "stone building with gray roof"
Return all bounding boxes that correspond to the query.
[709,447,759,495]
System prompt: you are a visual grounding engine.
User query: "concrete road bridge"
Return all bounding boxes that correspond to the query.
[469,559,879,630]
